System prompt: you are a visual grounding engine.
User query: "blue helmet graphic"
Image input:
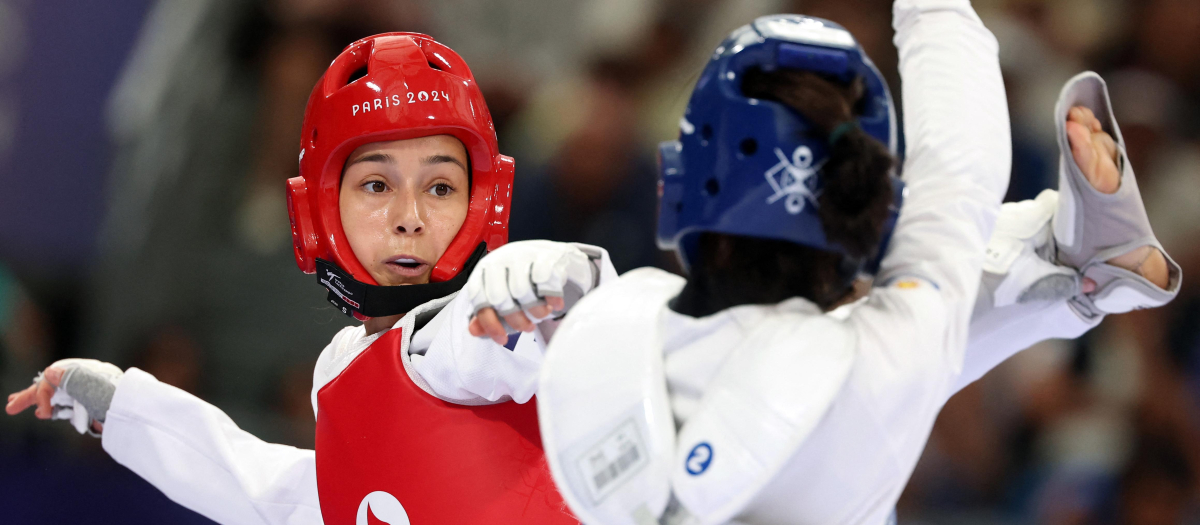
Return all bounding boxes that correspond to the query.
[657,15,905,273]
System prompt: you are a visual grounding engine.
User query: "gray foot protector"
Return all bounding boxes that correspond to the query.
[1051,72,1181,318]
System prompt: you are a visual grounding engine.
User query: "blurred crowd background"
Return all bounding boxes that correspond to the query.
[1,0,1198,523]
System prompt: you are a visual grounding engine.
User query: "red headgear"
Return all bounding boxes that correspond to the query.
[286,33,513,318]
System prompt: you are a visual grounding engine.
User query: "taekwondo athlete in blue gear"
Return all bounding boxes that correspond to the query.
[539,2,1180,522]
[538,5,1015,523]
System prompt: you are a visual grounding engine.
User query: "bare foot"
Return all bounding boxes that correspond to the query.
[1065,106,1170,290]
[1066,106,1121,194]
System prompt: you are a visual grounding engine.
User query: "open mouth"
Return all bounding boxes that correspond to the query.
[384,255,430,276]
[391,258,423,269]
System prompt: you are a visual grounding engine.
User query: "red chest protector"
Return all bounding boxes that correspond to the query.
[315,328,578,525]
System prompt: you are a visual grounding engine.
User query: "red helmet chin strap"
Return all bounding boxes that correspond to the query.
[286,33,513,317]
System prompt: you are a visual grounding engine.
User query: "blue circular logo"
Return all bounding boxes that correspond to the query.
[685,442,714,475]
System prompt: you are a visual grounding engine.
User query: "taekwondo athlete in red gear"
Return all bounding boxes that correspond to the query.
[5,32,618,525]
[290,33,592,525]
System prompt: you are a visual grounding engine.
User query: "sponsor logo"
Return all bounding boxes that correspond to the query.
[357,491,410,525]
[765,145,824,215]
[685,442,713,475]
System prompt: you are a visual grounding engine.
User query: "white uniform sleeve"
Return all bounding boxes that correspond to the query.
[412,247,620,404]
[411,291,548,404]
[856,0,1011,374]
[102,368,322,525]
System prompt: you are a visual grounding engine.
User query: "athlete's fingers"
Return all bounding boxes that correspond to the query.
[527,303,553,320]
[531,251,567,296]
[545,296,565,313]
[44,367,64,387]
[504,310,535,333]
[34,379,55,419]
[5,384,38,415]
[506,261,539,308]
[468,314,485,337]
[474,307,509,345]
[483,267,519,315]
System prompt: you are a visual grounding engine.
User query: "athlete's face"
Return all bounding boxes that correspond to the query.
[339,135,470,286]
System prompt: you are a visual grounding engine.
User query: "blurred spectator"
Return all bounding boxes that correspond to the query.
[509,59,668,272]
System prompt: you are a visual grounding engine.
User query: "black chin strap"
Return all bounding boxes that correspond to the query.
[315,243,488,318]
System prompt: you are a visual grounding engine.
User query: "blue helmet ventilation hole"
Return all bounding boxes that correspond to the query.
[739,138,758,156]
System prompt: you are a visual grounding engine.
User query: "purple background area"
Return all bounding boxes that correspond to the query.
[0,0,151,276]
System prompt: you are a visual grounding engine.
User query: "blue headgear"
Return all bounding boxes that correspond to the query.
[657,15,905,274]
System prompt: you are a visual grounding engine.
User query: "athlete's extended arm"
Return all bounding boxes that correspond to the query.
[849,0,1011,376]
[7,364,322,525]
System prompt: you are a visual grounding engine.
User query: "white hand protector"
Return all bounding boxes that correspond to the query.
[42,358,124,436]
[466,241,613,325]
[1051,72,1181,318]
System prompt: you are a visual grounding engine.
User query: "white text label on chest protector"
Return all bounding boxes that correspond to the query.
[575,418,650,503]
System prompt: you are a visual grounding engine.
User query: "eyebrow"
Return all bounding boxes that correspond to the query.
[345,152,394,167]
[422,154,467,172]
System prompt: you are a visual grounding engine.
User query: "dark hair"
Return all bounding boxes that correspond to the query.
[672,68,895,316]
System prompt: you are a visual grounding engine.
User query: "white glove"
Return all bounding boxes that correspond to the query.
[43,358,124,436]
[466,241,609,326]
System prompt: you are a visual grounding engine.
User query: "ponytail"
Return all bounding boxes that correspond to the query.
[673,68,897,316]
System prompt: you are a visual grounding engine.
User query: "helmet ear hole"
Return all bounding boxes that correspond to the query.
[427,60,443,71]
